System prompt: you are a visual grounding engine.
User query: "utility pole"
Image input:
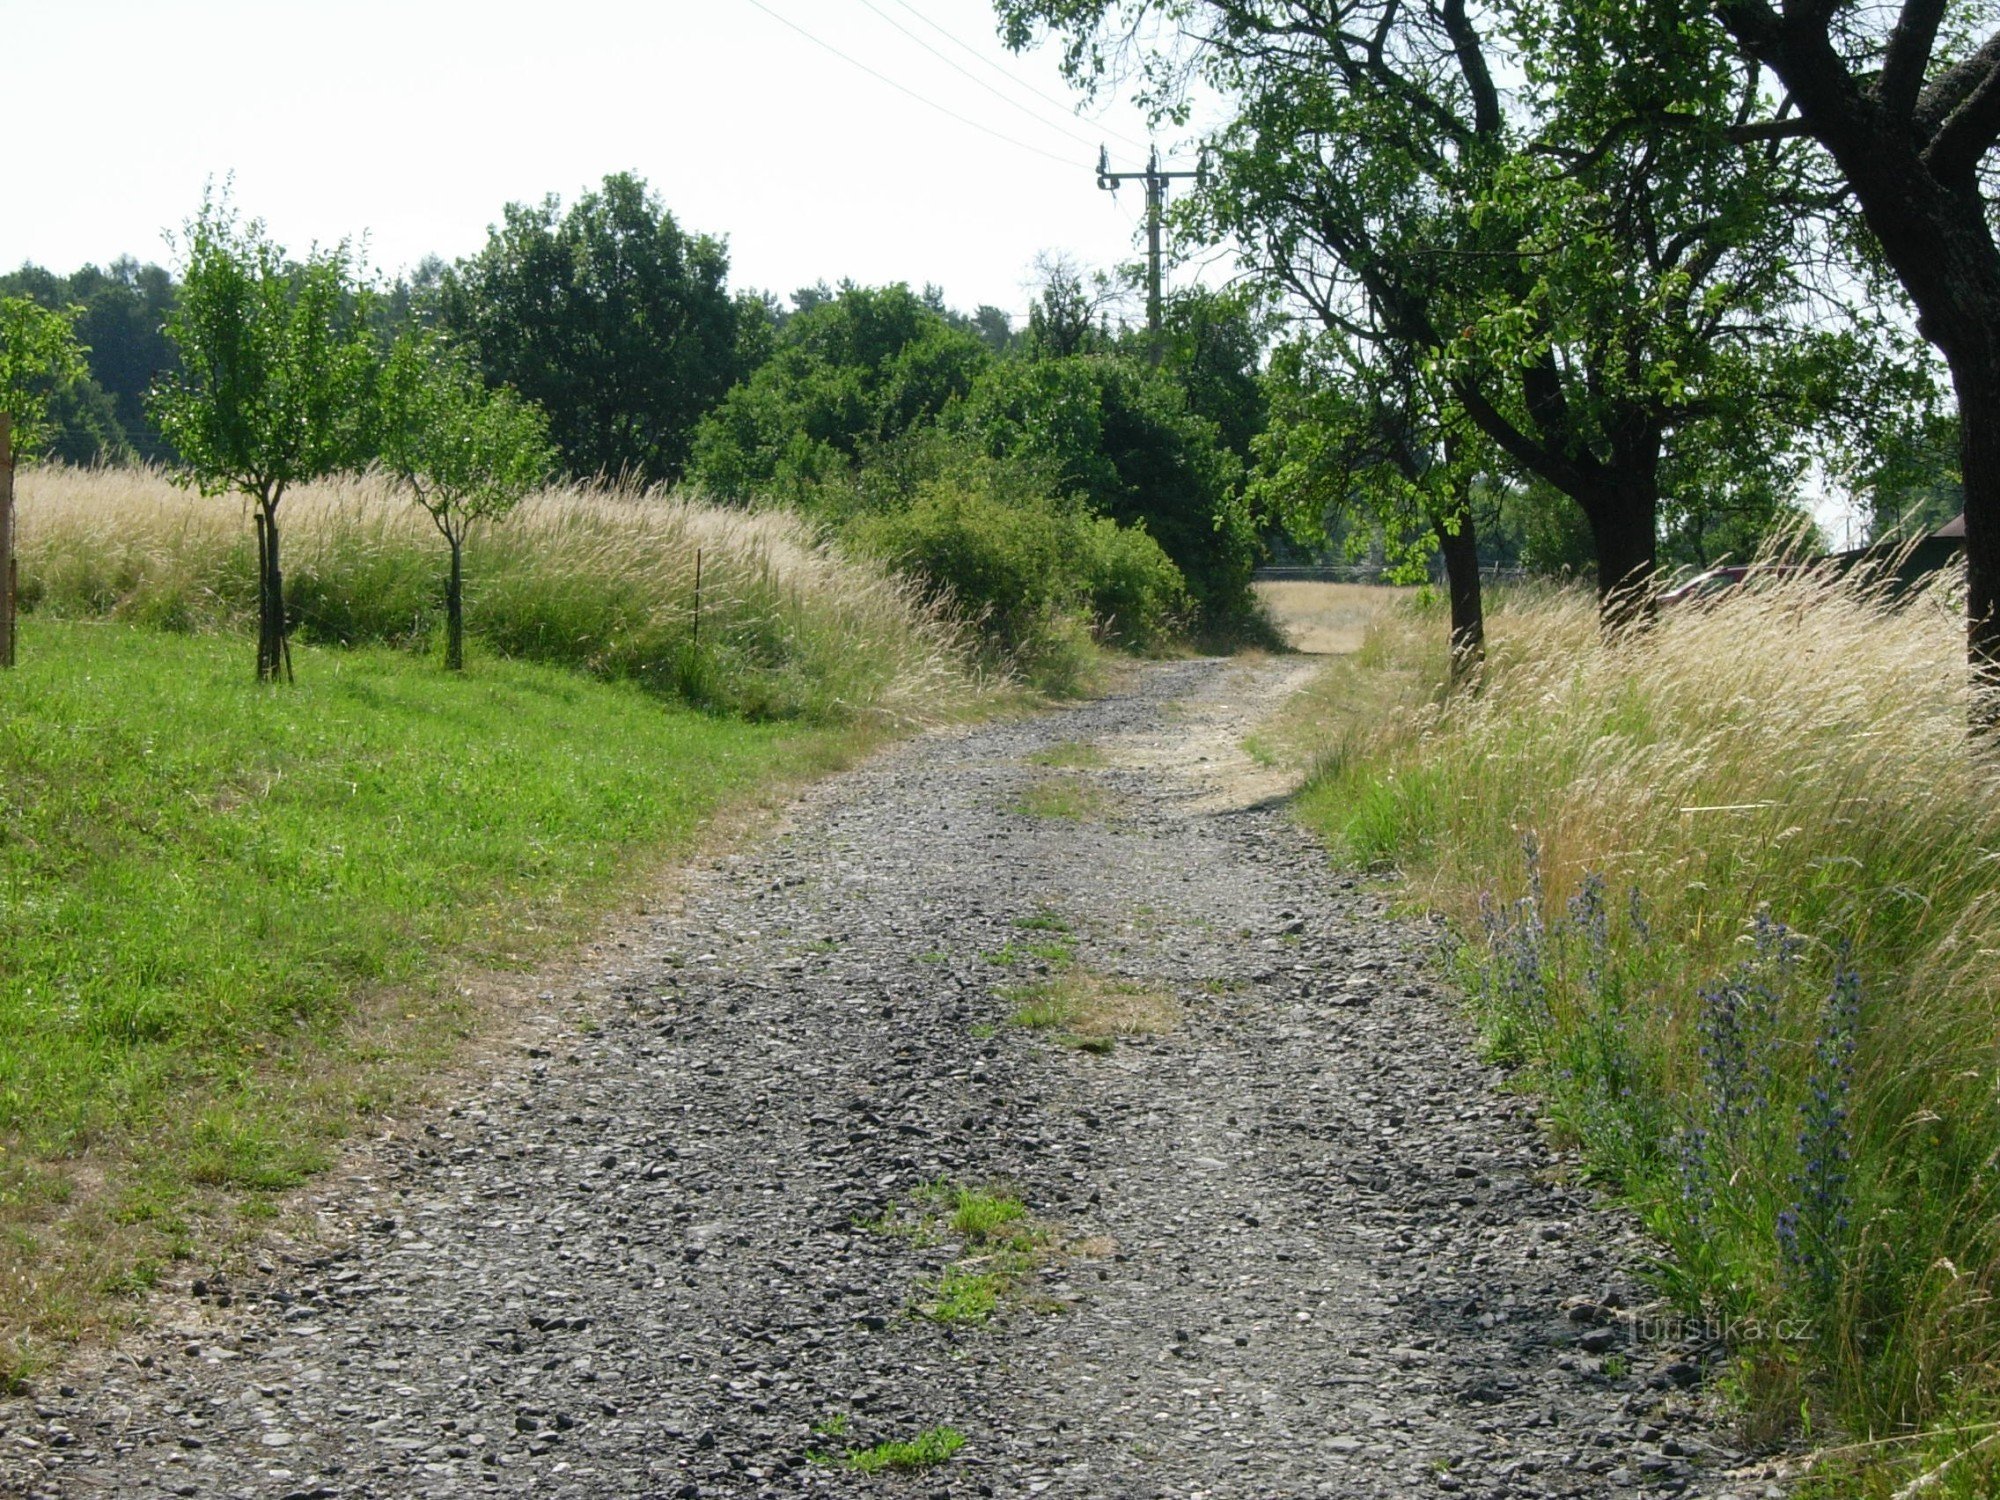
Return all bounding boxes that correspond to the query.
[1097,146,1204,369]
[1,413,15,669]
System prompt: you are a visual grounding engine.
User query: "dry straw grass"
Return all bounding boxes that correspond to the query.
[13,466,977,724]
[1299,562,2000,1477]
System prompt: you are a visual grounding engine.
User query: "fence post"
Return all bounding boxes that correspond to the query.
[1,412,15,669]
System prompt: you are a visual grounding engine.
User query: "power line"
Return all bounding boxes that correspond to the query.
[883,0,1151,152]
[738,0,1080,168]
[852,0,1103,151]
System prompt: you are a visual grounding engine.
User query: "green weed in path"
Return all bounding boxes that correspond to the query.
[842,1426,966,1473]
[0,621,860,1356]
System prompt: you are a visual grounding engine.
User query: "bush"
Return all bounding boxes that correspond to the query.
[950,353,1263,633]
[846,476,1186,690]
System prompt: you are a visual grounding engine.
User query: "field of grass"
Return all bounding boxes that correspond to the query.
[1253,580,1403,655]
[15,466,968,723]
[0,464,1106,1382]
[1290,570,2000,1493]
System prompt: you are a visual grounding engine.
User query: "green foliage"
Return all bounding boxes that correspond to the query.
[688,282,989,503]
[1160,285,1271,463]
[950,353,1259,629]
[0,619,827,1168]
[148,195,374,506]
[437,172,738,484]
[1000,0,1927,606]
[846,466,1187,686]
[0,259,180,464]
[0,296,89,459]
[376,330,554,535]
[842,1427,965,1473]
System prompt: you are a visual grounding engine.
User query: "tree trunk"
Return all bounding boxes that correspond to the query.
[255,509,272,681]
[446,535,465,672]
[1,413,15,670]
[1434,503,1485,682]
[1584,475,1659,632]
[1948,342,2000,706]
[258,503,290,683]
[1710,2,2000,704]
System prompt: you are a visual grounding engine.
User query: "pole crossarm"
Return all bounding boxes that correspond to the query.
[1096,146,1206,366]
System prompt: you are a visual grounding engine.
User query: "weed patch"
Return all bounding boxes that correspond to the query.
[1011,775,1105,821]
[867,1181,1076,1328]
[842,1426,966,1473]
[1004,969,1180,1049]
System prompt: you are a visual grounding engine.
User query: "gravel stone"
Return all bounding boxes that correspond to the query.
[1,658,1771,1497]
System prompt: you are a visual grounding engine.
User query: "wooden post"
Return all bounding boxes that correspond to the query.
[1,412,15,669]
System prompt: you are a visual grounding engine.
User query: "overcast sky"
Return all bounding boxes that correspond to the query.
[4,0,1219,325]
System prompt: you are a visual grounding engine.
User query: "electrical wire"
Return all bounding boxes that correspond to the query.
[738,0,1082,168]
[851,0,1107,153]
[883,0,1151,152]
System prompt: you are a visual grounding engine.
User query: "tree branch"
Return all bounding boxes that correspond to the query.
[1879,0,1948,120]
[1919,33,2000,183]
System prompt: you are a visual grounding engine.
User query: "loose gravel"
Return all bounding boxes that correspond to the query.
[2,658,1789,1499]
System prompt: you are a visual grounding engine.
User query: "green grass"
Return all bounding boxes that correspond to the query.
[870,1181,1064,1328]
[19,467,970,724]
[843,1426,966,1473]
[1011,776,1104,821]
[1012,907,1072,932]
[0,620,877,1363]
[980,937,1075,969]
[922,1264,1004,1325]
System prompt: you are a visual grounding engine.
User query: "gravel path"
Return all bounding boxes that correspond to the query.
[3,658,1779,1500]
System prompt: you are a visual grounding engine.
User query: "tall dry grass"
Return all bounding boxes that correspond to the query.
[13,466,976,724]
[1297,567,2000,1490]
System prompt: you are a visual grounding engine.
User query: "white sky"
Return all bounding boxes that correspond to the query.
[4,0,1204,325]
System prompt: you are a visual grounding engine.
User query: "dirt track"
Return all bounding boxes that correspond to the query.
[2,658,1772,1499]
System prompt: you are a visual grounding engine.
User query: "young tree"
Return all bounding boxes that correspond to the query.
[0,296,88,667]
[375,331,555,670]
[148,196,374,681]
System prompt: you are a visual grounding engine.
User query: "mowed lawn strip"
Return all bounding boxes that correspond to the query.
[0,621,867,1359]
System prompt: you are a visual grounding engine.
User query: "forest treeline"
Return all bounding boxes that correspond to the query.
[5,160,1962,678]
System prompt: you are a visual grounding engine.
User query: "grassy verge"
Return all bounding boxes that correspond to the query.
[16,466,969,723]
[1288,572,2000,1494]
[0,620,903,1379]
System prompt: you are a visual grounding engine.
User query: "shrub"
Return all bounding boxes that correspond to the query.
[846,474,1187,689]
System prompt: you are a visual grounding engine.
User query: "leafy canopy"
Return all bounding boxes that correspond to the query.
[147,195,375,506]
[437,172,739,485]
[0,296,89,460]
[376,330,555,541]
[688,283,990,503]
